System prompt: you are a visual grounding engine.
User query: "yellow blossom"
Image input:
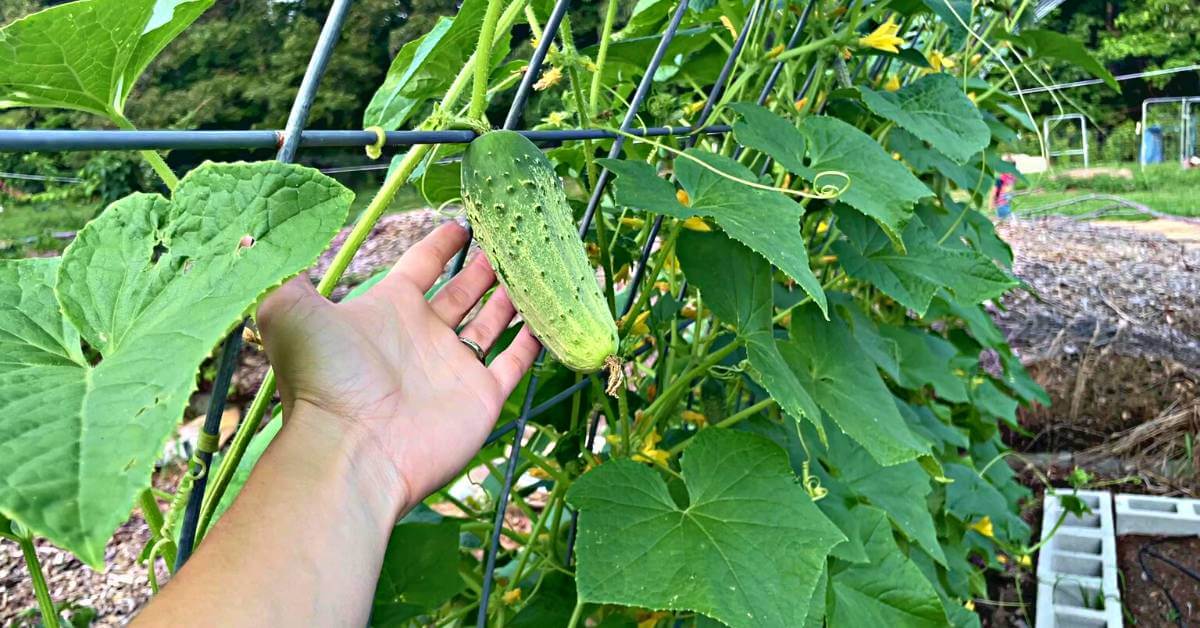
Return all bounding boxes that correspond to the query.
[859,16,905,54]
[964,600,976,612]
[681,303,697,320]
[970,516,995,538]
[1018,554,1032,568]
[892,151,902,161]
[534,66,563,91]
[502,588,522,605]
[767,43,786,59]
[681,216,711,232]
[675,189,691,206]
[719,15,737,38]
[654,280,670,293]
[620,216,646,229]
[543,110,569,126]
[793,97,809,111]
[929,50,956,72]
[681,409,707,427]
[782,173,792,188]
[629,310,651,336]
[684,101,705,116]
[884,75,901,92]
[968,93,978,103]
[997,554,1008,564]
[614,264,631,283]
[633,431,671,466]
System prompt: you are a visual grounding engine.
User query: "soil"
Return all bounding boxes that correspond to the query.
[1117,535,1200,627]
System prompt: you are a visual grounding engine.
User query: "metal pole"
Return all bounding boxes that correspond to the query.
[173,0,354,571]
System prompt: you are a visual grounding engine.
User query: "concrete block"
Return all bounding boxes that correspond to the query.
[1114,493,1200,537]
[1035,490,1122,628]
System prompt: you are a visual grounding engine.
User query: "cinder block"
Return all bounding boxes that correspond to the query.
[1114,493,1200,536]
[1035,490,1122,628]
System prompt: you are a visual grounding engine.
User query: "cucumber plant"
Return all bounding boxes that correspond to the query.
[0,0,1119,626]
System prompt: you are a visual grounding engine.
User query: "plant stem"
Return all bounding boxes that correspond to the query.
[17,534,59,628]
[138,488,177,572]
[587,0,620,116]
[111,112,178,190]
[774,33,843,62]
[470,0,508,122]
[566,596,585,628]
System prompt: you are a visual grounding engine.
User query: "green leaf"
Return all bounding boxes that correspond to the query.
[898,398,969,451]
[0,162,351,566]
[920,0,971,49]
[731,107,930,246]
[945,463,1031,546]
[830,293,901,380]
[833,208,1016,316]
[566,429,845,628]
[509,572,579,628]
[676,230,823,433]
[1007,30,1119,92]
[828,506,950,627]
[859,74,989,164]
[0,0,212,116]
[372,519,464,626]
[878,326,969,403]
[363,0,487,130]
[971,379,1018,426]
[781,304,928,467]
[888,130,990,196]
[816,425,944,564]
[602,151,827,315]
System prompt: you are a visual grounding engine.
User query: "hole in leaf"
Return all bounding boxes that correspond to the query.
[150,242,169,263]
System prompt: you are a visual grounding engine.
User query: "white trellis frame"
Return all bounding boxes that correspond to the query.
[1043,113,1089,168]
[1140,96,1200,168]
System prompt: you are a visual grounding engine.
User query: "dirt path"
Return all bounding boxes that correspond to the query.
[1092,218,1200,249]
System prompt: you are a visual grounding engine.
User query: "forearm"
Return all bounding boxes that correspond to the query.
[134,402,408,627]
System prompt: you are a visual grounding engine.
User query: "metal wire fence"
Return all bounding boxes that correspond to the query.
[1,0,817,623]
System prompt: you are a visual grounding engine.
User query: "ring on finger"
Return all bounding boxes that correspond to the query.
[458,336,487,363]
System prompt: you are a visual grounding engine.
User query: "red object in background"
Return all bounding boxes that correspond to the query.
[992,172,1016,218]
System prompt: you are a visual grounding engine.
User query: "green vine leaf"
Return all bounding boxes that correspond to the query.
[730,105,930,247]
[879,325,970,404]
[0,162,351,566]
[827,506,950,627]
[566,429,845,628]
[0,0,213,116]
[781,304,930,467]
[372,518,464,626]
[602,151,827,316]
[364,0,487,130]
[945,463,1031,546]
[676,230,823,435]
[888,130,990,195]
[859,74,989,164]
[832,208,1016,317]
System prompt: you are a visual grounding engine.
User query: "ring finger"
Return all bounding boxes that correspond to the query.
[458,286,518,355]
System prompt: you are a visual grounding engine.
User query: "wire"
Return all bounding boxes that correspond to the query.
[0,171,82,183]
[1009,64,1200,96]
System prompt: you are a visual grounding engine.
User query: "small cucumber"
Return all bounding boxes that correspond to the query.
[461,130,618,373]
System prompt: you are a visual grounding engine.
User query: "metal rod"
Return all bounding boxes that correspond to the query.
[0,125,731,153]
[756,0,816,107]
[173,0,353,571]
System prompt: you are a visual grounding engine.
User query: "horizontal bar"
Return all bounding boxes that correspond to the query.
[0,125,731,152]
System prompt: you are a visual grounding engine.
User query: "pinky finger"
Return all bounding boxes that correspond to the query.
[490,326,542,398]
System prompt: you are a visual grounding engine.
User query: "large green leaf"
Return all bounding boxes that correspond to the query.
[372,519,464,626]
[676,230,822,433]
[781,304,928,467]
[832,208,1016,316]
[815,426,944,564]
[859,74,989,164]
[566,429,845,628]
[0,162,351,566]
[879,326,969,403]
[1007,30,1119,92]
[827,506,950,627]
[602,150,827,315]
[0,0,213,116]
[363,0,487,129]
[731,106,930,246]
[944,463,1031,546]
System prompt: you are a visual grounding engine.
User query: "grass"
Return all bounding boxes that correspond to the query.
[1013,164,1200,219]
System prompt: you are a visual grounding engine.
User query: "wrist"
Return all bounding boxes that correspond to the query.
[283,399,413,522]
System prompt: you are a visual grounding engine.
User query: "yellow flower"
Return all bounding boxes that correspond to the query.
[859,16,905,54]
[654,280,670,293]
[929,50,956,72]
[634,431,671,466]
[543,110,569,126]
[970,516,995,539]
[719,16,737,38]
[1018,554,1033,568]
[884,75,901,92]
[675,189,691,206]
[793,97,809,111]
[891,151,902,161]
[767,43,786,59]
[534,66,563,91]
[816,220,829,234]
[681,303,697,320]
[681,216,711,232]
[997,554,1008,564]
[684,101,705,116]
[964,600,976,612]
[629,310,651,336]
[681,409,707,427]
[968,92,978,103]
[502,588,522,605]
[620,216,646,229]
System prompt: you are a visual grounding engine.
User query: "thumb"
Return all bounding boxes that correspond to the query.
[256,275,321,337]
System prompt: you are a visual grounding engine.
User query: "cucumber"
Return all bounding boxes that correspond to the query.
[461,130,619,374]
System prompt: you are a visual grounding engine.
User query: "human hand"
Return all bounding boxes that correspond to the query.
[256,222,541,512]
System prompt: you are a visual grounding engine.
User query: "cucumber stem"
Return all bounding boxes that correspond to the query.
[469,0,508,122]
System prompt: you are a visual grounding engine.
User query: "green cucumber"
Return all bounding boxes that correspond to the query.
[461,130,618,373]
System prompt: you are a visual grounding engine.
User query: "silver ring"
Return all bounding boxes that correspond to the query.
[459,336,486,363]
